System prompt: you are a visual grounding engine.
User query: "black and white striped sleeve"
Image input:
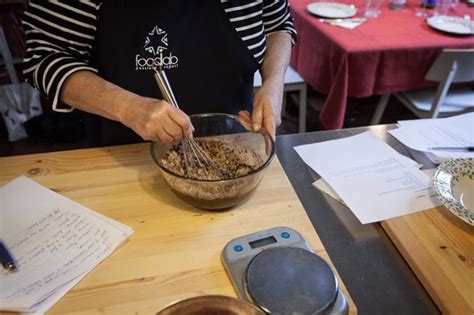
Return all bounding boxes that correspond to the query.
[22,1,101,112]
[262,0,297,44]
[222,0,267,64]
[222,0,296,64]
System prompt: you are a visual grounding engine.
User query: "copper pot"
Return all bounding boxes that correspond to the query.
[156,295,265,315]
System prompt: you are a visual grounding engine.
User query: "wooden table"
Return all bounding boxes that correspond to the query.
[0,144,355,314]
[381,207,474,314]
[277,125,473,315]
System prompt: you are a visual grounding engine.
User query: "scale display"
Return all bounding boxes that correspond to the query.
[221,226,349,314]
[249,236,277,249]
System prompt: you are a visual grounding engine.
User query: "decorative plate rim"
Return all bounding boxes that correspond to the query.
[432,158,474,225]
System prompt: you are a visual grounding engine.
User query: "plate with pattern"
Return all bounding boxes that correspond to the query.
[307,2,357,19]
[433,158,474,225]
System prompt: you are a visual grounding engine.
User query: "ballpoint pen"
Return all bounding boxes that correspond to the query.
[429,146,474,152]
[0,241,17,272]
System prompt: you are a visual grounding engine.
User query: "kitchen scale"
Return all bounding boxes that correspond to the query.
[222,226,349,314]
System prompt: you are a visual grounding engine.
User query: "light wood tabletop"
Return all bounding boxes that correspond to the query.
[0,143,356,314]
[382,207,474,315]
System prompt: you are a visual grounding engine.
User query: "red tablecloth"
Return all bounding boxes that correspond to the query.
[290,0,474,129]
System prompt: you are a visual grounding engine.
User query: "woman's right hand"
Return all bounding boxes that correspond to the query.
[122,97,194,145]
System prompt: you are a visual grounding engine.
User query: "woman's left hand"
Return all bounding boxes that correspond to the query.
[239,81,283,138]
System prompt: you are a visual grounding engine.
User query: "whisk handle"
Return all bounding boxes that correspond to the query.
[153,69,179,108]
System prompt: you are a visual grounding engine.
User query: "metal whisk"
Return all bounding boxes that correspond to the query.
[153,69,221,179]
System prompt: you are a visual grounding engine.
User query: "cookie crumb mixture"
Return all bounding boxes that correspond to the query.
[160,138,261,180]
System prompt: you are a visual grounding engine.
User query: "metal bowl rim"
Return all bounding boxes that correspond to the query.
[156,294,265,314]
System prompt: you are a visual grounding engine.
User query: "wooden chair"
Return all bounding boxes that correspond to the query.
[371,49,474,124]
[254,66,307,133]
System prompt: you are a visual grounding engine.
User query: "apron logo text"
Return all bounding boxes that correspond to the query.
[136,26,179,71]
[135,53,179,70]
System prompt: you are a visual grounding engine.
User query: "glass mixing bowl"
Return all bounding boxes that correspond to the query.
[150,113,275,210]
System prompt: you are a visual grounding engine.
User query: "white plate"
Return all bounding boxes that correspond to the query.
[307,2,357,19]
[433,158,474,225]
[427,15,474,35]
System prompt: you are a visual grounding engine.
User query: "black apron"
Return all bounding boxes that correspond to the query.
[87,0,259,146]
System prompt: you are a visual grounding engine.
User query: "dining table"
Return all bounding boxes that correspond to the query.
[0,125,472,314]
[289,0,474,129]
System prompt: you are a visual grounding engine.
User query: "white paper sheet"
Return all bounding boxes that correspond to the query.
[294,131,441,224]
[313,169,437,208]
[0,176,133,313]
[390,113,474,164]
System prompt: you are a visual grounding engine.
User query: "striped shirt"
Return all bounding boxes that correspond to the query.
[22,1,297,112]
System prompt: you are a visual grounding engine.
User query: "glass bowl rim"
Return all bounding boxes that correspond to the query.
[150,113,275,183]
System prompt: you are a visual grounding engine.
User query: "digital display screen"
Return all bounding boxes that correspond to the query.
[249,236,277,249]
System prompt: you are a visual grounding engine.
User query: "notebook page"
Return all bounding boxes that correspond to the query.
[0,176,133,311]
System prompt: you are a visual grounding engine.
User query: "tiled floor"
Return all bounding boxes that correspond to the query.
[0,84,416,157]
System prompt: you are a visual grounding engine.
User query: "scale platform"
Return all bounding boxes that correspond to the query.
[222,226,349,314]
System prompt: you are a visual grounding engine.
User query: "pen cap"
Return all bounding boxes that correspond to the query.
[0,241,16,271]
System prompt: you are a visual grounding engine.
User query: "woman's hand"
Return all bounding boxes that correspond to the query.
[243,31,291,139]
[60,71,194,145]
[123,97,194,145]
[239,80,283,138]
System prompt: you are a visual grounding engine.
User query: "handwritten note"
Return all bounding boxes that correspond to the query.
[0,176,133,312]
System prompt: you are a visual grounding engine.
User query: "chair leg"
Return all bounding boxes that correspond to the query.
[429,61,457,119]
[370,94,391,125]
[0,26,19,85]
[299,84,307,133]
[282,91,288,116]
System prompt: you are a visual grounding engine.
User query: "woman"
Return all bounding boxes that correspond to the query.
[22,1,297,146]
